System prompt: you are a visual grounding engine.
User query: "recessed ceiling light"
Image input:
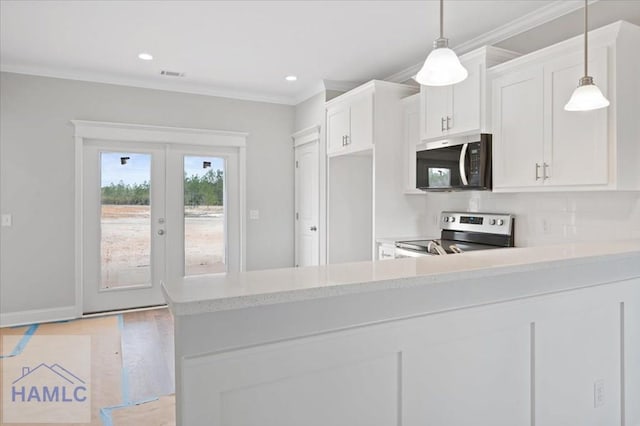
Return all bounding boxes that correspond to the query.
[285,75,297,82]
[138,52,153,61]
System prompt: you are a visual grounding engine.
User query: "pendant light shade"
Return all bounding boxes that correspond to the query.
[564,76,610,111]
[414,0,467,87]
[564,0,609,111]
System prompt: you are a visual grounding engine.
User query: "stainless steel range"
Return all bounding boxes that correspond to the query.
[395,212,515,257]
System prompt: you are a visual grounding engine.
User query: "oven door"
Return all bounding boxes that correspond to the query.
[416,134,492,191]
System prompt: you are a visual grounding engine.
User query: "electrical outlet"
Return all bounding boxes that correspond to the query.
[541,218,549,233]
[594,379,605,408]
[1,214,11,227]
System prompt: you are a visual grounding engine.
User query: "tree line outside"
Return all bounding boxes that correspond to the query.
[101,169,224,206]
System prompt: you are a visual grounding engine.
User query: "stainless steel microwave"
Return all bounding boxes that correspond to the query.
[416,134,492,191]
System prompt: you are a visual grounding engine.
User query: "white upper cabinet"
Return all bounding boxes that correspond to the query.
[326,81,418,263]
[326,90,373,156]
[492,66,545,189]
[420,46,519,142]
[327,104,351,154]
[422,85,450,140]
[545,47,609,187]
[349,92,374,153]
[491,21,640,192]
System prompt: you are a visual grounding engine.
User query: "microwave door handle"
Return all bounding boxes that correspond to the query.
[459,143,469,186]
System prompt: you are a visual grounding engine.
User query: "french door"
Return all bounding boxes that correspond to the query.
[82,141,234,313]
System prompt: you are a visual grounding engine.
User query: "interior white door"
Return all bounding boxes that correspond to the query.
[295,141,319,267]
[83,141,167,313]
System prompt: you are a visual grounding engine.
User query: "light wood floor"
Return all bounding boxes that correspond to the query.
[120,307,175,401]
[1,308,176,425]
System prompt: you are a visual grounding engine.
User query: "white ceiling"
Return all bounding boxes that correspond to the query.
[1,0,636,105]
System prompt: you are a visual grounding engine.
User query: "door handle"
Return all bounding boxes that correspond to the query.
[310,226,317,231]
[459,143,469,186]
[543,163,550,180]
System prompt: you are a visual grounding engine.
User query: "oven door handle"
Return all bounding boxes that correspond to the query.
[459,143,469,186]
[394,247,428,258]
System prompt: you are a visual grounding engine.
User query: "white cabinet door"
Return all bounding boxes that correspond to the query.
[349,92,374,152]
[421,85,449,140]
[545,47,609,187]
[492,66,545,189]
[327,105,350,155]
[451,58,482,135]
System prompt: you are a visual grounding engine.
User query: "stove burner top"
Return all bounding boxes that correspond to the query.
[396,239,505,255]
[395,212,515,256]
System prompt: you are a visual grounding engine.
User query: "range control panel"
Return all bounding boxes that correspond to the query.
[441,212,514,235]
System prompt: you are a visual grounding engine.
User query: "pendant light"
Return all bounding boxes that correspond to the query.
[564,0,609,111]
[415,0,468,86]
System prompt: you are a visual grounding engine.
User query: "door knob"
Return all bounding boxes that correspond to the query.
[310,226,317,231]
[157,229,165,235]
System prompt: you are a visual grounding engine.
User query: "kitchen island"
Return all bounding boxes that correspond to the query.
[163,240,640,426]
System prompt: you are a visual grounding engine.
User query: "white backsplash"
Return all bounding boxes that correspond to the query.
[417,191,640,247]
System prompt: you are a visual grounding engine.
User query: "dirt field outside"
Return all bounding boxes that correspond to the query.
[101,205,225,289]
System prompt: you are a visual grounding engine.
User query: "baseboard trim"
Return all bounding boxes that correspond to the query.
[0,306,78,328]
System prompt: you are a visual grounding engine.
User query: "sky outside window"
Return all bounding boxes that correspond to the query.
[101,153,224,186]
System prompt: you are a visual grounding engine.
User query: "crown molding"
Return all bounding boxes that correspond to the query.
[0,63,296,105]
[385,0,599,83]
[292,79,362,106]
[292,81,327,106]
[322,79,360,93]
[453,0,599,55]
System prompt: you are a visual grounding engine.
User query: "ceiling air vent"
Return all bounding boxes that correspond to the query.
[160,70,185,78]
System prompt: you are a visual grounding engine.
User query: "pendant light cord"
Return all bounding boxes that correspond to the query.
[584,0,588,76]
[440,0,444,39]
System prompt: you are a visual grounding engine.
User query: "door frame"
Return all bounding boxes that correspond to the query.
[72,120,247,317]
[292,125,321,266]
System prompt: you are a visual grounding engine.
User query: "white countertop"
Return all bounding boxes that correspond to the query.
[162,240,640,316]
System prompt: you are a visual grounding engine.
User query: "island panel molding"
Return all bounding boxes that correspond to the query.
[164,241,640,425]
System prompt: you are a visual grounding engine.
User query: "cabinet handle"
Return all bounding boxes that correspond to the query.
[441,117,446,132]
[342,135,346,146]
[345,135,350,145]
[447,116,452,130]
[535,163,541,180]
[543,163,549,180]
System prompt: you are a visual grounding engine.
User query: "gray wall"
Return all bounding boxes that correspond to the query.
[0,72,295,315]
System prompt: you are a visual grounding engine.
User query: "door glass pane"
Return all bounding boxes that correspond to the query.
[100,152,151,289]
[184,156,225,275]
